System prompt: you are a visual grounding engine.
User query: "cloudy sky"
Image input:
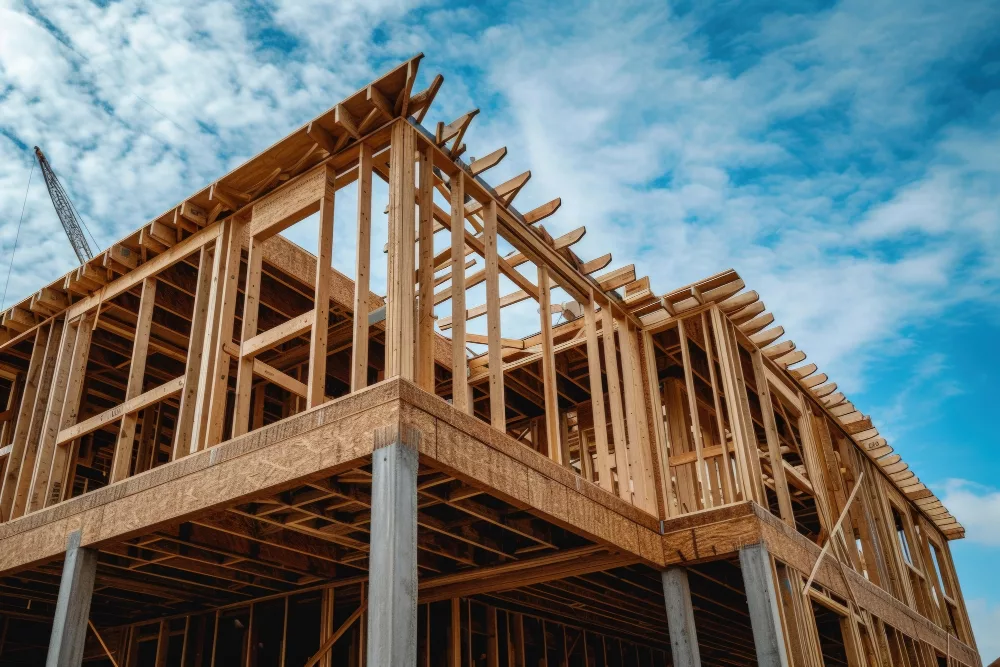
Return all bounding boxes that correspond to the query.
[1,0,998,658]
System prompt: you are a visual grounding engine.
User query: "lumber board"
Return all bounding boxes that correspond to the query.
[241,310,316,358]
[57,376,185,447]
[248,162,333,240]
[538,266,561,463]
[308,177,335,406]
[351,143,374,392]
[450,172,469,414]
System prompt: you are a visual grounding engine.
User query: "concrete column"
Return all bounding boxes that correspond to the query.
[46,530,98,667]
[740,543,789,667]
[365,425,419,667]
[661,567,702,667]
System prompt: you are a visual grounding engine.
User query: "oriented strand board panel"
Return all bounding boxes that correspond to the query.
[249,165,334,239]
[0,378,667,573]
[0,381,406,572]
[398,381,664,566]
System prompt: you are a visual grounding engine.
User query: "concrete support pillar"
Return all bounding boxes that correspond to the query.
[46,530,97,667]
[661,567,702,667]
[365,426,419,667]
[740,543,789,667]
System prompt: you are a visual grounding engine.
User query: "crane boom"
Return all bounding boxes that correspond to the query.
[33,146,94,265]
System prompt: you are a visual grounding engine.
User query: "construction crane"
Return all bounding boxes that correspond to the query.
[33,146,94,264]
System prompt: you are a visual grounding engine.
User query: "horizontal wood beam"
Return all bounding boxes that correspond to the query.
[419,547,633,603]
[241,310,315,358]
[253,359,308,398]
[65,225,223,321]
[56,376,185,446]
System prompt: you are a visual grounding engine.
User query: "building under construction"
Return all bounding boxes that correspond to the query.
[0,55,981,667]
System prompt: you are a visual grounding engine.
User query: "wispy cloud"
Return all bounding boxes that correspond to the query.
[939,480,1000,548]
[415,0,1000,391]
[0,0,428,304]
[3,0,998,369]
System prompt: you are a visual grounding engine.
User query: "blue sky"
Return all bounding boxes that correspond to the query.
[1,0,998,659]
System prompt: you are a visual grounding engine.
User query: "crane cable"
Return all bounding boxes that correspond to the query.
[2,158,35,311]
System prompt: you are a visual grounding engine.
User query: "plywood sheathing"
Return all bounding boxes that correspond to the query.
[0,379,664,575]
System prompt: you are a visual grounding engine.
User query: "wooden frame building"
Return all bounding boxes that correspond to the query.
[0,55,980,667]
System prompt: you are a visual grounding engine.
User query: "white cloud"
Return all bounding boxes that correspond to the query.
[4,0,997,369]
[0,0,435,307]
[939,480,1000,548]
[412,0,1000,393]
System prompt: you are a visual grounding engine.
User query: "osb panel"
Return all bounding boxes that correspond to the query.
[0,382,407,573]
[434,420,532,506]
[248,165,332,239]
[661,512,762,564]
[427,403,660,566]
[1,379,668,573]
[399,380,661,533]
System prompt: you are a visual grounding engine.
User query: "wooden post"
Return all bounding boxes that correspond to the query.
[510,612,525,667]
[709,306,757,504]
[415,145,436,392]
[486,606,499,667]
[0,375,21,447]
[701,313,735,504]
[0,325,51,521]
[583,295,612,491]
[37,311,94,509]
[109,278,157,484]
[643,329,675,518]
[154,619,169,667]
[45,530,97,667]
[449,171,468,413]
[579,429,595,483]
[320,588,335,667]
[385,121,416,381]
[677,318,708,510]
[558,412,573,476]
[351,143,374,392]
[485,200,505,430]
[449,598,461,667]
[174,245,214,459]
[366,426,418,667]
[194,217,244,450]
[740,543,790,667]
[751,349,795,526]
[618,317,654,511]
[8,319,66,519]
[308,171,335,407]
[233,238,264,436]
[729,322,766,500]
[189,231,226,452]
[133,393,156,475]
[600,304,629,500]
[26,318,80,511]
[250,388,265,432]
[661,568,702,667]
[538,265,561,463]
